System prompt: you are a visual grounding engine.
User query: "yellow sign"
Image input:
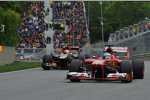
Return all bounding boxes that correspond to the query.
[49,0,53,6]
[0,45,3,53]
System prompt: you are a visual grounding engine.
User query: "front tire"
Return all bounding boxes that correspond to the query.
[69,59,82,82]
[69,59,82,72]
[42,64,50,70]
[132,60,144,79]
[70,79,80,82]
[42,54,52,70]
[120,61,133,83]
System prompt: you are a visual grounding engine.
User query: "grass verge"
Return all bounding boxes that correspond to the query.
[0,61,41,73]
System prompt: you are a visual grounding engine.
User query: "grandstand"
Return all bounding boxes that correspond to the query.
[16,1,89,61]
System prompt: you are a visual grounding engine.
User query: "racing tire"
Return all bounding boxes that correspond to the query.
[84,54,91,59]
[60,63,68,70]
[42,54,52,70]
[43,54,52,63]
[70,79,80,82]
[69,59,82,72]
[59,59,69,70]
[78,55,85,61]
[120,61,133,83]
[132,60,144,79]
[42,64,50,70]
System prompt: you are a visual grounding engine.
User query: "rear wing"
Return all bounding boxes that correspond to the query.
[104,47,129,52]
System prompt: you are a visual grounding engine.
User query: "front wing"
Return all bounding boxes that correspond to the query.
[67,72,129,81]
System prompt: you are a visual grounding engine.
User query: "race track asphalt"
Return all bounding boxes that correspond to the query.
[0,61,150,100]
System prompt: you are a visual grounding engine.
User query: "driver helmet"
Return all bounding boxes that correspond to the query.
[64,50,70,54]
[103,52,111,59]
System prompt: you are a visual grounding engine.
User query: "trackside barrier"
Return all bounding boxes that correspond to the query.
[0,46,15,66]
[131,53,150,61]
[15,48,46,62]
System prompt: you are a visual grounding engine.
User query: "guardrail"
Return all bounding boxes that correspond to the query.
[131,53,150,61]
[15,48,46,62]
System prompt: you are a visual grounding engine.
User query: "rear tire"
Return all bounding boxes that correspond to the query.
[120,61,133,83]
[84,54,91,59]
[78,55,85,61]
[59,59,69,70]
[132,60,144,79]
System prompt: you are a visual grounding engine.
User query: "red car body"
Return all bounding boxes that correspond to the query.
[67,46,144,83]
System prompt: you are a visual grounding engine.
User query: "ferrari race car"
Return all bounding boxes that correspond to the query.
[67,47,144,83]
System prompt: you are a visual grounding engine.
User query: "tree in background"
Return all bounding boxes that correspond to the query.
[0,9,20,46]
[0,1,33,46]
[85,1,150,44]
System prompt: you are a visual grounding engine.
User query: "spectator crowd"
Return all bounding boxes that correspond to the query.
[109,18,150,42]
[51,1,88,49]
[17,1,46,48]
[16,1,88,49]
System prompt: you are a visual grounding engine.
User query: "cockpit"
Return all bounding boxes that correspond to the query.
[103,52,111,59]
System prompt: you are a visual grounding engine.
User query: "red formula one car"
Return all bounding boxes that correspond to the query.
[66,46,144,83]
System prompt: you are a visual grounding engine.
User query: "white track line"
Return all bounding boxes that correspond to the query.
[0,67,41,74]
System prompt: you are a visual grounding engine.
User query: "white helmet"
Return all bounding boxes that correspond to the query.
[65,50,70,53]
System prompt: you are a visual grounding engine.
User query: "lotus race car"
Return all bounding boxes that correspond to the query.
[42,46,81,70]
